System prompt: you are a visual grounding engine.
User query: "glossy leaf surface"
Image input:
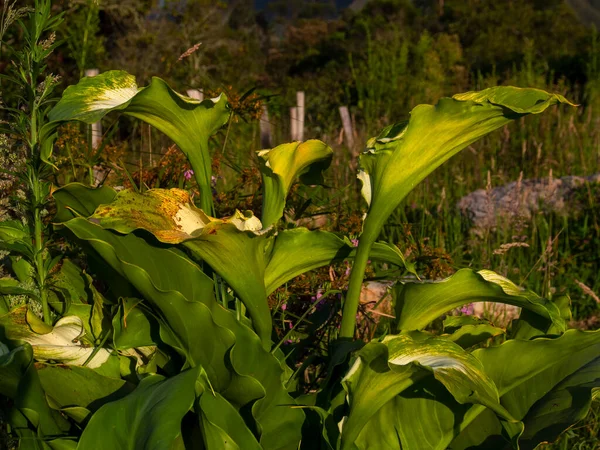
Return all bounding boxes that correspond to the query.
[47,71,230,212]
[258,140,333,227]
[394,269,565,332]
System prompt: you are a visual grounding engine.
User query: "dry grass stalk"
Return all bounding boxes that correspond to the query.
[493,242,530,255]
[178,42,202,62]
[574,279,600,304]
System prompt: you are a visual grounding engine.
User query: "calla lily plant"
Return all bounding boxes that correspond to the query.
[2,61,599,450]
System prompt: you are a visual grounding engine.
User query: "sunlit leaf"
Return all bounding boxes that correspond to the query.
[341,332,514,449]
[451,329,600,449]
[394,269,565,332]
[342,87,574,339]
[77,367,201,450]
[0,307,110,368]
[264,228,415,294]
[90,188,273,347]
[258,140,333,227]
[46,71,230,212]
[358,88,574,245]
[63,218,305,448]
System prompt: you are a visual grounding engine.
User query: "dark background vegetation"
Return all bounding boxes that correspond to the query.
[2,1,600,447]
[3,0,599,323]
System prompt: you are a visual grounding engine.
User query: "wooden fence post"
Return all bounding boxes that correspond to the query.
[85,69,102,150]
[259,104,272,149]
[296,91,305,141]
[339,106,355,149]
[290,106,298,141]
[84,69,105,186]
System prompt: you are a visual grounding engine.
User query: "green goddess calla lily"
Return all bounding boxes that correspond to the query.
[257,139,333,227]
[340,86,576,338]
[44,70,230,214]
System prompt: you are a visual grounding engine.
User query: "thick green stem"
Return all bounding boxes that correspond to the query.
[34,207,50,324]
[188,151,215,215]
[340,239,373,339]
[30,97,51,324]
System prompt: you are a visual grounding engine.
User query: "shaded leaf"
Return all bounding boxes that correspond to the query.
[446,324,505,349]
[64,218,305,448]
[52,183,117,223]
[37,363,133,414]
[112,298,158,350]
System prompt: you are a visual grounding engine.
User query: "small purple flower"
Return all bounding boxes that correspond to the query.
[281,303,287,311]
[351,239,359,247]
[460,304,474,315]
[183,169,194,181]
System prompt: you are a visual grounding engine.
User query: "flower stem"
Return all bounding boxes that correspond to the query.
[34,206,50,324]
[339,239,373,339]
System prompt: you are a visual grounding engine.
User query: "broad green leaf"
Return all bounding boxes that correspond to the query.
[0,307,110,368]
[90,188,272,347]
[0,221,33,262]
[63,218,231,382]
[518,358,600,448]
[52,183,117,223]
[394,269,565,332]
[443,315,505,348]
[340,332,514,450]
[357,88,574,246]
[48,71,139,123]
[264,228,415,295]
[0,343,70,439]
[0,220,30,243]
[342,87,574,339]
[0,278,39,300]
[112,298,158,350]
[37,363,133,413]
[198,391,262,450]
[509,295,572,340]
[77,367,201,450]
[64,219,305,448]
[257,140,333,227]
[11,256,34,283]
[340,342,426,450]
[450,329,600,449]
[47,70,230,212]
[443,315,489,332]
[352,381,469,450]
[46,259,94,337]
